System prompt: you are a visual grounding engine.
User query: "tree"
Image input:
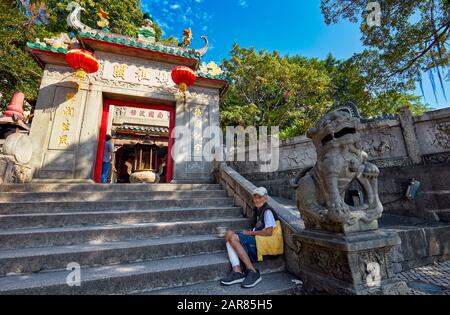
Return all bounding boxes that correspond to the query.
[320,0,450,101]
[0,1,47,110]
[220,44,333,139]
[310,53,428,116]
[221,47,428,139]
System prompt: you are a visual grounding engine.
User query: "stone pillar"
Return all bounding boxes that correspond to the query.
[172,88,218,184]
[28,63,97,181]
[75,88,103,180]
[398,107,423,165]
[171,97,190,183]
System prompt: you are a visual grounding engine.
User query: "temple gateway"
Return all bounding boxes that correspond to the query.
[25,19,228,184]
[0,2,448,297]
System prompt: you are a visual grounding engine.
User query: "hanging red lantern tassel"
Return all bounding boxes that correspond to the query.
[171,65,197,99]
[65,49,100,81]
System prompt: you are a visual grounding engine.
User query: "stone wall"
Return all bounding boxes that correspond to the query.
[231,107,450,221]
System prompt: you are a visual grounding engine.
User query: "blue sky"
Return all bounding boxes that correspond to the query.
[141,0,449,109]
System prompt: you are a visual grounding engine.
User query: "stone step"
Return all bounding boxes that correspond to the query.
[0,198,234,215]
[0,235,227,276]
[138,271,302,295]
[0,183,221,193]
[0,218,252,250]
[0,190,228,203]
[426,209,450,223]
[0,253,285,295]
[0,207,243,229]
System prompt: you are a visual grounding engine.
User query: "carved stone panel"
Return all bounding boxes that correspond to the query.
[361,127,407,159]
[47,86,84,151]
[416,120,450,155]
[299,243,353,283]
[279,143,316,171]
[95,52,172,83]
[190,104,208,160]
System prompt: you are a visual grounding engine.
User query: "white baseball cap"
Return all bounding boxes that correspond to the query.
[252,187,268,197]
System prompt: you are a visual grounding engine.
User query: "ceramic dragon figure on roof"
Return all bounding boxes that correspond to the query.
[180,28,209,57]
[196,36,209,57]
[64,2,209,58]
[66,1,92,32]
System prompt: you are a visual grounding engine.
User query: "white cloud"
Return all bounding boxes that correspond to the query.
[238,0,248,8]
[141,0,214,42]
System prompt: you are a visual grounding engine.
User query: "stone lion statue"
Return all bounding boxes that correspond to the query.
[291,105,383,233]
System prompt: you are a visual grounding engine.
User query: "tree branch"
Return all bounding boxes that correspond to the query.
[390,22,450,75]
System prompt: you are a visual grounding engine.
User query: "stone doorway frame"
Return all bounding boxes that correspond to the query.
[94,99,176,183]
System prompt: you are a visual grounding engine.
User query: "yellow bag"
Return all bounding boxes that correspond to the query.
[255,220,284,262]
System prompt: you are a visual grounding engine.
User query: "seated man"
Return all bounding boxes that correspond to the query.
[220,187,279,288]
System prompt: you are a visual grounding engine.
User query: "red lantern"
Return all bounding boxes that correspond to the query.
[171,66,196,93]
[65,49,100,80]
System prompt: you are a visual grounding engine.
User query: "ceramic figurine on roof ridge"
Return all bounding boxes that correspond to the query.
[138,18,157,44]
[62,1,209,58]
[198,61,224,77]
[181,28,193,47]
[36,33,79,50]
[96,8,110,32]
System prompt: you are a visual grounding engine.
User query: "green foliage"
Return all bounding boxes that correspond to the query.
[320,0,450,99]
[0,1,46,110]
[221,44,333,139]
[221,46,428,139]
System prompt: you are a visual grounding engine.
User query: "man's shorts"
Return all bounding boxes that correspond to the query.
[237,232,257,263]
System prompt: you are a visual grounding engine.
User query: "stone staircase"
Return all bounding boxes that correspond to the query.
[0,183,300,295]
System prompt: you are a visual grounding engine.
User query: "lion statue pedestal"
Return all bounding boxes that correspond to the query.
[292,105,409,295]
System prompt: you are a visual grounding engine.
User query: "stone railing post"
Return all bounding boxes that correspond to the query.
[398,107,423,164]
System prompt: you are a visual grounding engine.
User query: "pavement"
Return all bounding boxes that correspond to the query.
[399,261,450,295]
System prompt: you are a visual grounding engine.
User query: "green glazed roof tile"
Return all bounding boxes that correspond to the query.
[26,42,68,54]
[27,37,228,82]
[196,71,231,82]
[77,31,200,61]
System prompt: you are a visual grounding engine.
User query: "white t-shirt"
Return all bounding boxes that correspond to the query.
[253,209,277,231]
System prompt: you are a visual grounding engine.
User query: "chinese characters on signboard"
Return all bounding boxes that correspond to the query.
[113,64,128,80]
[193,106,203,158]
[58,91,76,147]
[112,63,153,83]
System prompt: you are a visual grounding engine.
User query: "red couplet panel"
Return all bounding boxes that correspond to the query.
[94,99,175,183]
